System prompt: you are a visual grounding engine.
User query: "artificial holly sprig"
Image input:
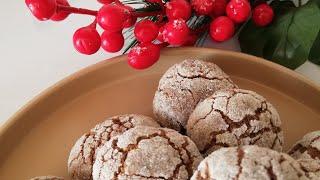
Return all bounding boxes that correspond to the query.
[26,0,277,69]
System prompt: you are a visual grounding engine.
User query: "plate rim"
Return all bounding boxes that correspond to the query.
[1,47,319,138]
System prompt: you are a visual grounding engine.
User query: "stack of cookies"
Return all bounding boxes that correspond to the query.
[31,60,320,180]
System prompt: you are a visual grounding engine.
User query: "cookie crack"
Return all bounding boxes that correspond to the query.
[177,71,228,82]
[108,130,194,180]
[235,147,244,179]
[201,99,281,154]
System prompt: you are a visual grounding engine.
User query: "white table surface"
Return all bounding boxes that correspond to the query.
[0,1,319,124]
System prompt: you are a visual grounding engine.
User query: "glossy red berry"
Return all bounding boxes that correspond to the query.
[128,43,160,69]
[97,4,129,32]
[25,0,57,21]
[210,16,235,42]
[226,0,251,23]
[134,20,159,43]
[191,0,214,15]
[183,34,198,46]
[166,0,192,20]
[210,0,228,17]
[73,26,101,55]
[101,31,124,53]
[163,19,190,45]
[123,6,137,28]
[157,26,165,42]
[97,0,115,4]
[50,0,70,21]
[253,3,274,27]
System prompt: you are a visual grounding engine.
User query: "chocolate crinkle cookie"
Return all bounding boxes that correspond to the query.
[29,176,63,180]
[68,114,160,180]
[191,145,309,180]
[298,159,320,179]
[153,59,237,132]
[187,88,283,155]
[288,130,320,161]
[92,126,203,180]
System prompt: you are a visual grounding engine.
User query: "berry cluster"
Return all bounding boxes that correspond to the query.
[25,0,275,69]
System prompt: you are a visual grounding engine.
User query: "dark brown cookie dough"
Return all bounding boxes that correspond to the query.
[187,88,283,155]
[191,145,308,180]
[68,114,160,180]
[288,131,320,161]
[153,59,237,132]
[92,126,203,180]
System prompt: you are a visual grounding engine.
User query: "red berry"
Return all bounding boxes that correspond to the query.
[166,0,192,20]
[101,31,124,53]
[163,19,190,45]
[97,0,114,4]
[252,3,274,27]
[183,34,198,46]
[50,0,70,21]
[123,6,137,28]
[128,43,160,69]
[226,0,251,23]
[25,0,57,21]
[157,26,165,42]
[210,16,235,42]
[73,26,101,55]
[134,20,159,43]
[97,4,129,32]
[191,0,214,15]
[210,0,228,17]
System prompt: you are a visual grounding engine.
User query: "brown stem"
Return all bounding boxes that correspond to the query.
[57,5,98,16]
[131,11,163,18]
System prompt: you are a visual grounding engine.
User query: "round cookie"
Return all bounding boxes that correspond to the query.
[191,145,308,180]
[187,88,283,155]
[30,176,63,180]
[288,131,320,161]
[68,114,160,180]
[298,159,320,179]
[153,59,237,132]
[92,126,203,180]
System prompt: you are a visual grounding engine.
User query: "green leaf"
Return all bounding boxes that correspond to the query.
[239,0,320,69]
[309,31,320,64]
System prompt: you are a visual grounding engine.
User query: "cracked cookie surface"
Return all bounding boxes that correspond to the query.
[92,126,203,180]
[186,88,283,155]
[288,131,320,161]
[191,145,308,180]
[29,176,64,180]
[153,59,237,132]
[68,114,160,180]
[298,159,320,179]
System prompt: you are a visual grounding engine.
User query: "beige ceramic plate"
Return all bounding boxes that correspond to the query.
[0,47,320,179]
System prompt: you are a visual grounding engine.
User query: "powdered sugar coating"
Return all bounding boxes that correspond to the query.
[186,88,283,155]
[153,59,237,131]
[92,126,203,180]
[29,176,63,180]
[288,131,320,161]
[68,114,160,180]
[298,159,320,179]
[191,145,309,180]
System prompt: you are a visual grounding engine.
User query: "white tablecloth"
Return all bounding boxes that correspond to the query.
[0,1,319,124]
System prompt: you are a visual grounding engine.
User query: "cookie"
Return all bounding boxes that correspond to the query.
[29,176,63,180]
[153,59,237,132]
[191,145,308,180]
[288,131,320,161]
[187,88,283,155]
[92,126,203,180]
[68,114,160,180]
[298,159,320,179]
